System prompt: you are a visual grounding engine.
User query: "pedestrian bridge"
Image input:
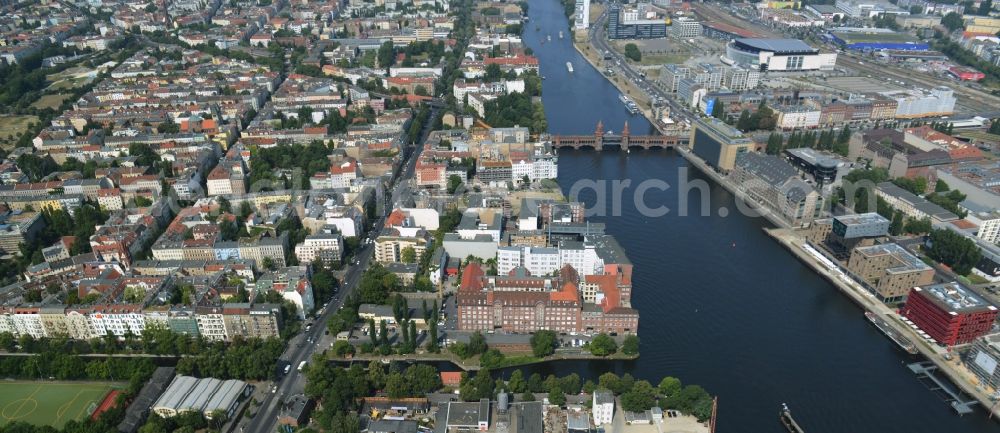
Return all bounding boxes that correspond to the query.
[552,121,688,151]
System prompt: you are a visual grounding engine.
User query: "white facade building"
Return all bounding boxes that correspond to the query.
[593,391,615,425]
[575,0,591,29]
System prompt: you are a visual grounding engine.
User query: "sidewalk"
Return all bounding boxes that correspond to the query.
[767,227,1000,419]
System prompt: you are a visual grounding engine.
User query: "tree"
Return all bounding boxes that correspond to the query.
[468,331,487,355]
[377,41,395,68]
[622,335,639,355]
[529,330,557,357]
[598,372,622,394]
[620,380,656,412]
[588,334,617,356]
[942,12,964,31]
[447,174,463,194]
[401,246,417,263]
[521,390,535,401]
[548,386,566,406]
[332,340,354,357]
[980,0,993,16]
[623,43,641,62]
[508,370,527,393]
[904,217,932,235]
[711,100,725,120]
[889,210,905,236]
[658,376,682,397]
[736,109,753,132]
[427,320,439,352]
[386,371,408,398]
[157,117,180,134]
[766,132,783,155]
[926,228,982,275]
[935,179,950,192]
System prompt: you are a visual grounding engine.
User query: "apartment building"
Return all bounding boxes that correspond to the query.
[847,243,934,303]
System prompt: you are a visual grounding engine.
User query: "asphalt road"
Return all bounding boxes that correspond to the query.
[243,106,437,433]
[586,10,693,125]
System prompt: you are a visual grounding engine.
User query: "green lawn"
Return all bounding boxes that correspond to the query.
[0,381,118,428]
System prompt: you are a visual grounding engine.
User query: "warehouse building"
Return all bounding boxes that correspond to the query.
[725,38,837,71]
[152,375,249,419]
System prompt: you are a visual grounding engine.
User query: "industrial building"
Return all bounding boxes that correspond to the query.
[901,282,998,346]
[830,28,929,51]
[724,38,837,71]
[151,375,249,419]
[690,118,755,172]
[435,397,543,433]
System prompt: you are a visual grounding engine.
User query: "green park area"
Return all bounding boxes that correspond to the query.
[0,115,39,149]
[0,381,119,428]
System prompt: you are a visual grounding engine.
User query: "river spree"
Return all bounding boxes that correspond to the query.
[520,0,1000,432]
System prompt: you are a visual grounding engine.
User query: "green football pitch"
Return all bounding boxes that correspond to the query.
[0,381,117,428]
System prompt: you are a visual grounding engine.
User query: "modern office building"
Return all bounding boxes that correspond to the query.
[784,148,845,187]
[671,17,703,38]
[966,334,1000,391]
[690,118,754,173]
[833,212,891,240]
[880,87,955,119]
[574,0,590,29]
[725,38,837,71]
[847,243,934,303]
[607,3,668,39]
[901,282,998,346]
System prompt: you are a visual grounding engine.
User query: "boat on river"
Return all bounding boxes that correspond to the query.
[865,311,918,355]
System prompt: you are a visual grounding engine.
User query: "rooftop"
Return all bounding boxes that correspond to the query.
[916,282,996,313]
[834,212,890,227]
[854,243,931,274]
[733,38,817,53]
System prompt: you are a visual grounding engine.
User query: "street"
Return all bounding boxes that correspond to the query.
[242,105,437,433]
[585,10,693,125]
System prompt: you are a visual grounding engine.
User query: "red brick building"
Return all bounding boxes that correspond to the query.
[456,263,638,335]
[901,282,998,346]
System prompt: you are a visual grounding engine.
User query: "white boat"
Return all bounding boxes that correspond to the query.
[566,62,574,73]
[547,35,551,41]
[559,31,564,39]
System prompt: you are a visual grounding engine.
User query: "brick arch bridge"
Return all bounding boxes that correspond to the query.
[552,121,688,151]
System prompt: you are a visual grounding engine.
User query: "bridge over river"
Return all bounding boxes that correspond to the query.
[551,121,688,151]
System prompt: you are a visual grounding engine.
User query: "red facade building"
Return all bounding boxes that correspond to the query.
[456,263,639,335]
[901,282,998,346]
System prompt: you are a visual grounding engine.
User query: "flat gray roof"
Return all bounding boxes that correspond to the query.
[735,38,816,53]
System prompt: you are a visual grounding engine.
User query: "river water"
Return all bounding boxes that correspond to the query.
[514,0,999,432]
